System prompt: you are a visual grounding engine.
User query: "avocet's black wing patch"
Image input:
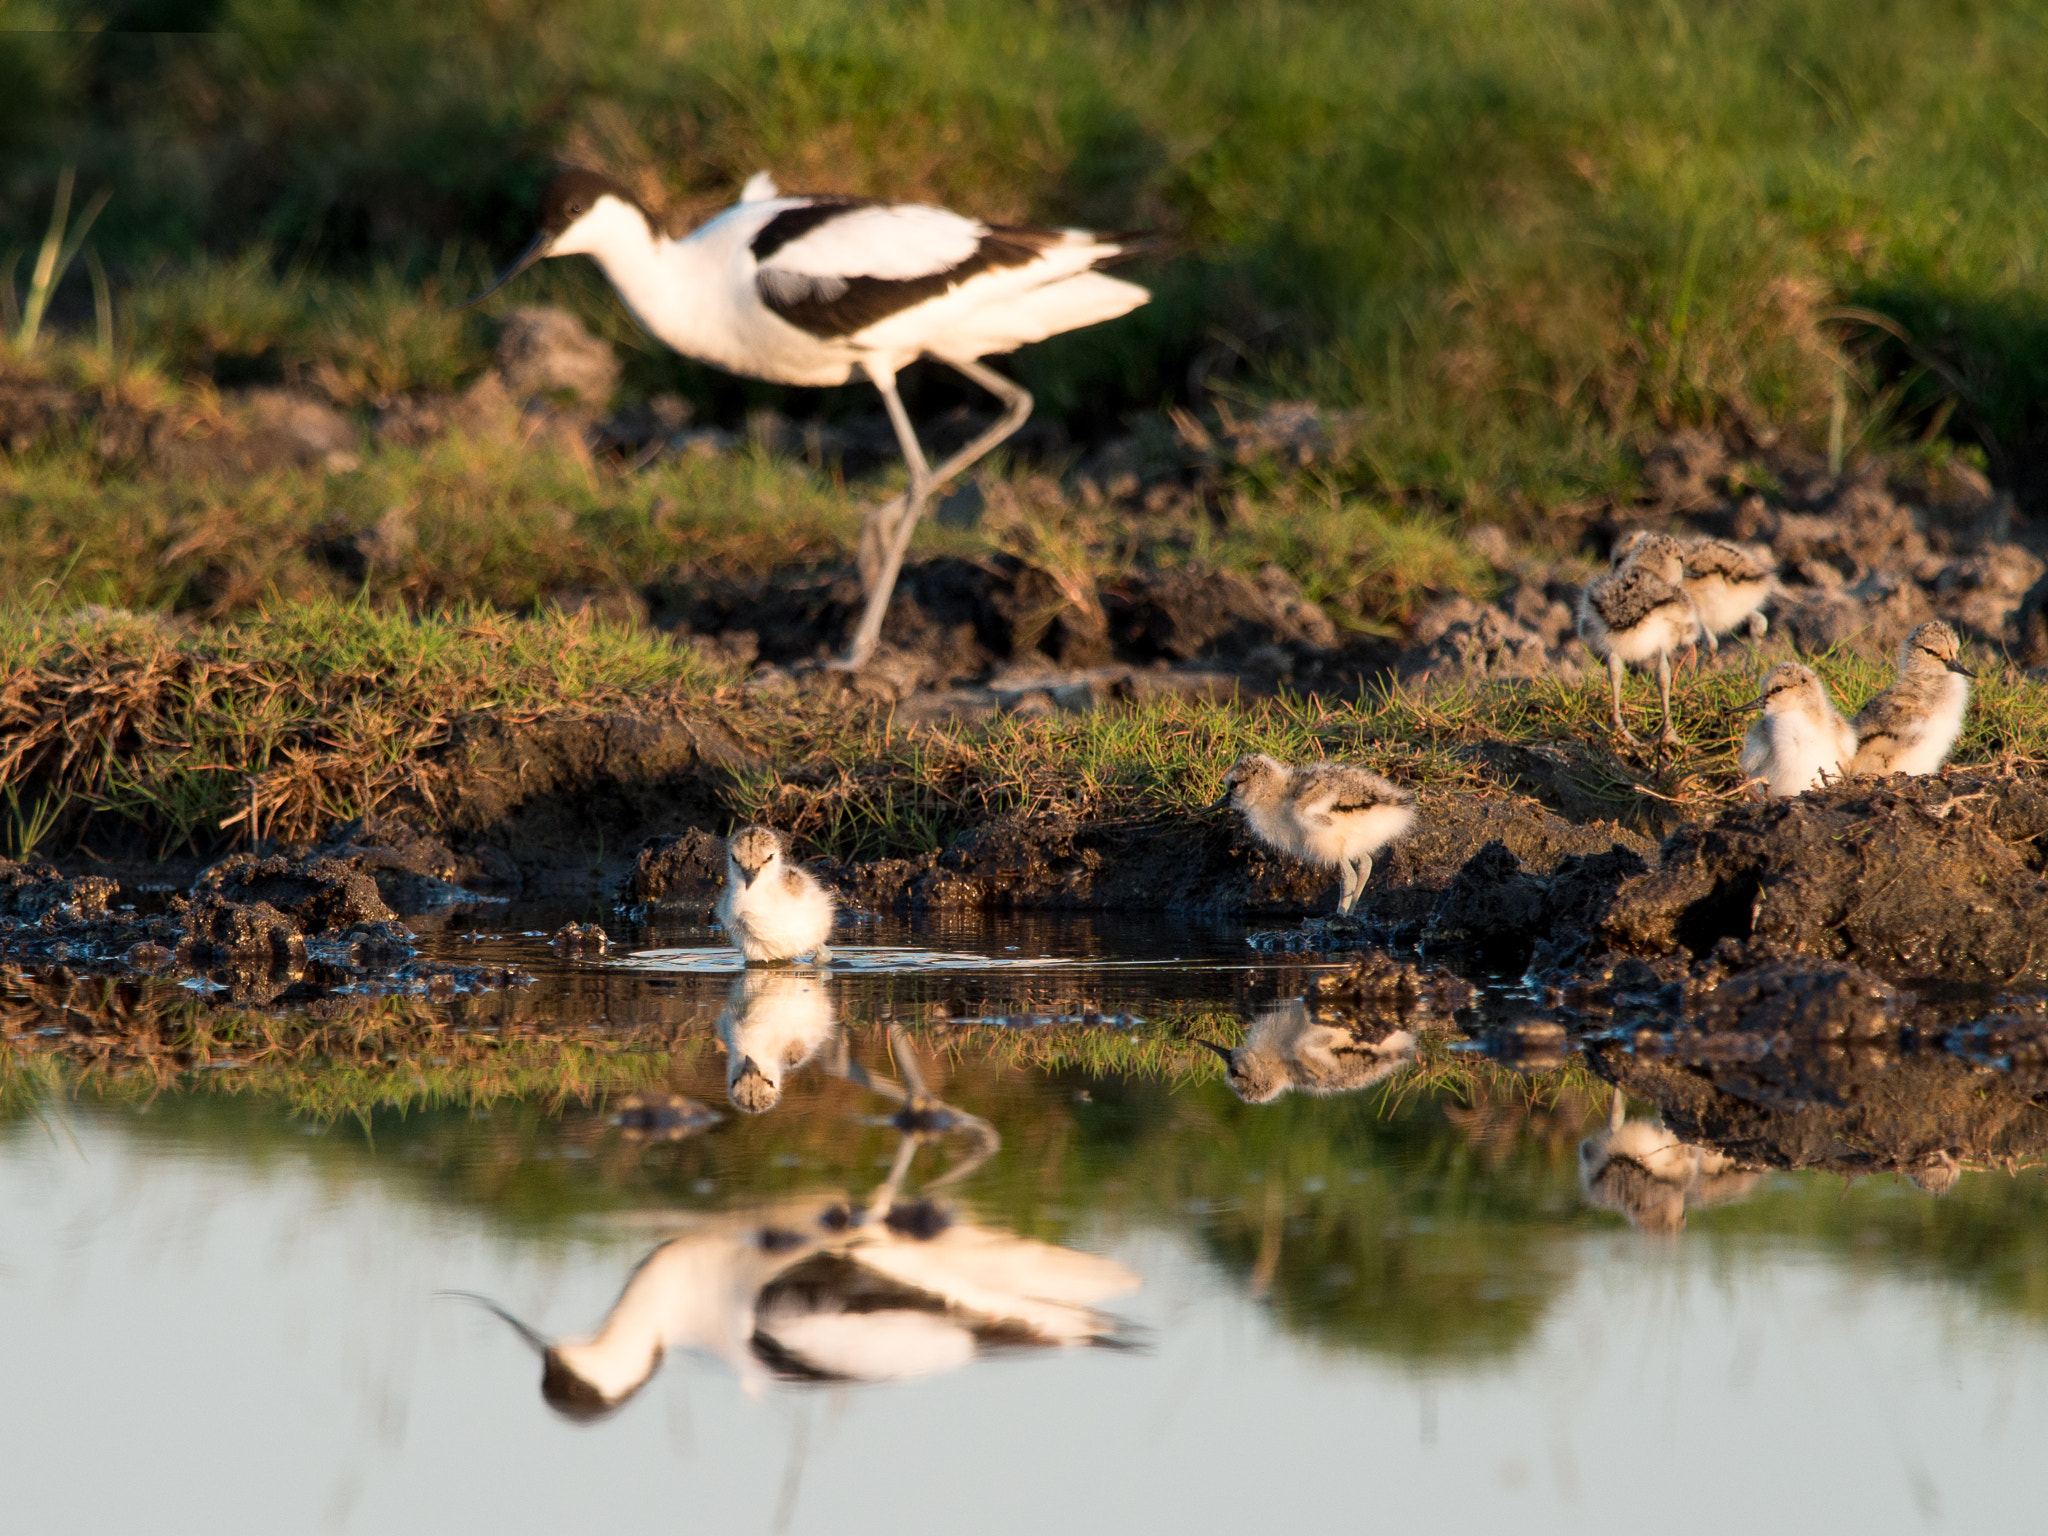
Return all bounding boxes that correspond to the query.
[753,201,1066,338]
[748,199,877,263]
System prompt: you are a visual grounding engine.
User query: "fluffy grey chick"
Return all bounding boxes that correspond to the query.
[716,826,835,964]
[1738,661,1857,798]
[1221,754,1417,915]
[1200,999,1416,1105]
[1577,533,1702,746]
[1612,530,1776,649]
[1848,620,1975,778]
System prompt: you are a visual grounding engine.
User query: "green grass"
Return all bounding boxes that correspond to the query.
[3,589,2042,862]
[0,400,1488,627]
[6,1,2048,508]
[734,642,2048,861]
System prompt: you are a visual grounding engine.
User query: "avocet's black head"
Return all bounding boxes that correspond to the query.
[538,168,643,237]
[540,1346,653,1423]
[462,168,652,309]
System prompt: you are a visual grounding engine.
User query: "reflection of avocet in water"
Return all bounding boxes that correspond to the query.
[448,1028,1138,1416]
[1577,1088,1761,1235]
[1199,999,1417,1105]
[717,970,839,1114]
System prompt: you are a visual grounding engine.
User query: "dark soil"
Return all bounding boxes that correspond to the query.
[661,555,1373,697]
[0,842,527,1005]
[1598,772,2048,985]
[612,786,1656,925]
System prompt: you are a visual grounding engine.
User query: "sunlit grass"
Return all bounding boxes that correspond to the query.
[735,645,2048,860]
[0,596,731,850]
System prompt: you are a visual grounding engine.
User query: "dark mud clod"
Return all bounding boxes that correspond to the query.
[551,922,610,954]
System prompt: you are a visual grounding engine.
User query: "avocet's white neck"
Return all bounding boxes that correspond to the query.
[549,195,699,348]
[554,1230,795,1401]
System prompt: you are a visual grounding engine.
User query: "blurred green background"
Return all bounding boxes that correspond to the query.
[7,0,2048,509]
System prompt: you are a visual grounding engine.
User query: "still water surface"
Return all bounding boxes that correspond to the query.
[4,911,2045,1533]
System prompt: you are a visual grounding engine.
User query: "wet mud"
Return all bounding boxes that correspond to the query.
[0,833,526,1005]
[1580,958,2048,1182]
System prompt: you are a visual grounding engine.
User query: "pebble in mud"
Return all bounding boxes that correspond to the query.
[550,922,610,954]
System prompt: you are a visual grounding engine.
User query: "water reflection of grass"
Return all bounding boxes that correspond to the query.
[12,1030,2048,1362]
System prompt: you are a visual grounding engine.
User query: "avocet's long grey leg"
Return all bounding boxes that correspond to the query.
[1334,859,1359,915]
[840,354,1033,669]
[1607,653,1640,745]
[1657,650,1681,746]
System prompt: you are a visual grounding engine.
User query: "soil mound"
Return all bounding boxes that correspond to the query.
[1599,773,2048,984]
[191,851,395,931]
[621,827,729,913]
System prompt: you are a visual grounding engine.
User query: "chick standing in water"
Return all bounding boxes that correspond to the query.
[1576,533,1703,746]
[1739,662,1857,798]
[716,826,835,964]
[1220,754,1417,915]
[1849,620,1976,778]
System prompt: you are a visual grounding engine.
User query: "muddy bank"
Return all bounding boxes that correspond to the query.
[666,554,1384,701]
[0,839,527,1005]
[1372,770,2048,987]
[678,419,2047,695]
[624,786,1655,925]
[1599,773,2048,985]
[1406,426,2045,688]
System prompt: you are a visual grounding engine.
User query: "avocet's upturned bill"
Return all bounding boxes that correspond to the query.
[468,167,1151,666]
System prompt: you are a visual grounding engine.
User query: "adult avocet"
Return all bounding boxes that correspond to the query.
[468,168,1151,667]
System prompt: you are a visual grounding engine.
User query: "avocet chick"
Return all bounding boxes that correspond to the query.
[716,969,838,1114]
[1739,662,1857,798]
[1220,754,1417,915]
[1199,998,1415,1105]
[1849,620,1976,778]
[1577,532,1702,746]
[716,826,835,964]
[1613,531,1776,650]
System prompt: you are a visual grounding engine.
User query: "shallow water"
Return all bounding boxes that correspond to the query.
[6,910,2047,1533]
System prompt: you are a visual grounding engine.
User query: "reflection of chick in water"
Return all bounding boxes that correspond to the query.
[1906,1150,1961,1197]
[1577,1090,1761,1234]
[475,1198,1136,1419]
[1205,999,1416,1106]
[716,970,839,1114]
